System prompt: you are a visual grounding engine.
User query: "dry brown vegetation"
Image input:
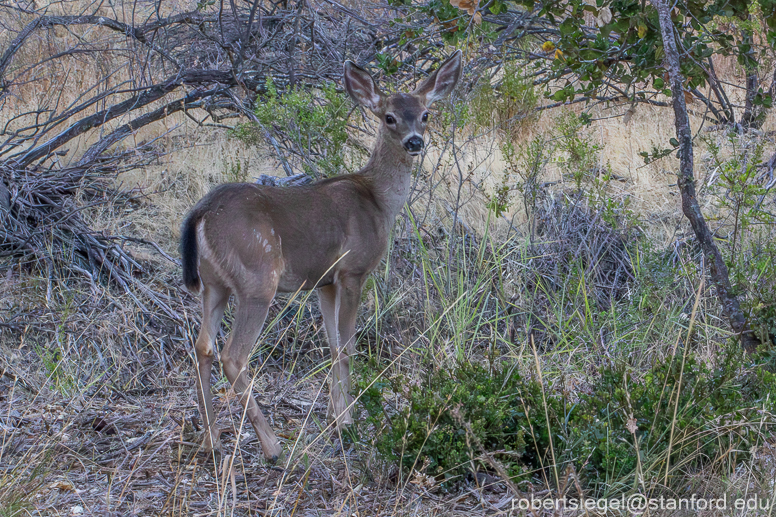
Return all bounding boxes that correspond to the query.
[2,0,776,516]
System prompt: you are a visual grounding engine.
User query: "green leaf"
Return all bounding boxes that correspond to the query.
[560,18,577,36]
[669,138,679,147]
[490,0,507,14]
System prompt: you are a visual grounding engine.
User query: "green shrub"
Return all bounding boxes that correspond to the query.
[471,61,538,138]
[704,132,776,347]
[357,360,557,484]
[569,346,752,483]
[237,77,354,178]
[732,233,776,347]
[569,344,776,490]
[555,111,602,190]
[357,346,776,492]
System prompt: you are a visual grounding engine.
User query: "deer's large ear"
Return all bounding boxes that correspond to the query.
[413,50,462,106]
[344,61,384,112]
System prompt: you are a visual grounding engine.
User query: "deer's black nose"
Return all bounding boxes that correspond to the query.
[404,136,424,153]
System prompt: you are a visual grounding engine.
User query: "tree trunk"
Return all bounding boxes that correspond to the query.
[651,0,759,353]
[741,29,762,129]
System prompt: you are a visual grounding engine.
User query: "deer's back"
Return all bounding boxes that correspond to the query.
[194,177,388,293]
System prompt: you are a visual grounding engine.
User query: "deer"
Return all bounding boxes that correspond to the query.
[180,51,462,461]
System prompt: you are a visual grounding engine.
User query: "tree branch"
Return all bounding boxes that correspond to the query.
[652,0,759,353]
[0,14,189,83]
[77,87,228,165]
[14,70,247,167]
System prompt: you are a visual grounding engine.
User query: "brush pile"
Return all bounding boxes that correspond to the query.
[530,193,635,309]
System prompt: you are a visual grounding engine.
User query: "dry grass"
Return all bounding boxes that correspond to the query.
[2,349,472,515]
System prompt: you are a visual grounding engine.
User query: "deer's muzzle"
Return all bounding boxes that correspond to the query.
[403,136,424,154]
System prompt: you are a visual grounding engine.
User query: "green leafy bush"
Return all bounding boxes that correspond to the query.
[555,111,602,190]
[741,238,776,347]
[570,346,775,489]
[239,77,354,178]
[704,133,776,347]
[471,62,538,138]
[357,360,557,484]
[357,347,776,492]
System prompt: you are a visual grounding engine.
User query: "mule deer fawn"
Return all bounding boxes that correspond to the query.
[180,51,462,461]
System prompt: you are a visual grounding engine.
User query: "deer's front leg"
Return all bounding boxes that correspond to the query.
[318,285,345,426]
[319,276,362,428]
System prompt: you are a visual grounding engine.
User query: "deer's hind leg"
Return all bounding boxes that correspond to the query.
[220,292,282,461]
[194,283,229,453]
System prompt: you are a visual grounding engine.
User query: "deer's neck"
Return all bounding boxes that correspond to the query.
[358,128,414,219]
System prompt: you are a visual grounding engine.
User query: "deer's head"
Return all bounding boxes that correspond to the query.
[344,50,462,156]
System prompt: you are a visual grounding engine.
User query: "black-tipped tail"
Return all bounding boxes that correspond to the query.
[180,208,202,292]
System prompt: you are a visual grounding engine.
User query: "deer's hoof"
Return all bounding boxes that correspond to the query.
[201,429,223,455]
[337,413,353,428]
[327,399,354,429]
[261,439,282,463]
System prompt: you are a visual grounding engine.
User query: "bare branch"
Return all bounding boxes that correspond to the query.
[13,70,246,167]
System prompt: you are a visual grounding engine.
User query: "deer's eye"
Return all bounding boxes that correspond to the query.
[422,112,429,123]
[385,114,396,124]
